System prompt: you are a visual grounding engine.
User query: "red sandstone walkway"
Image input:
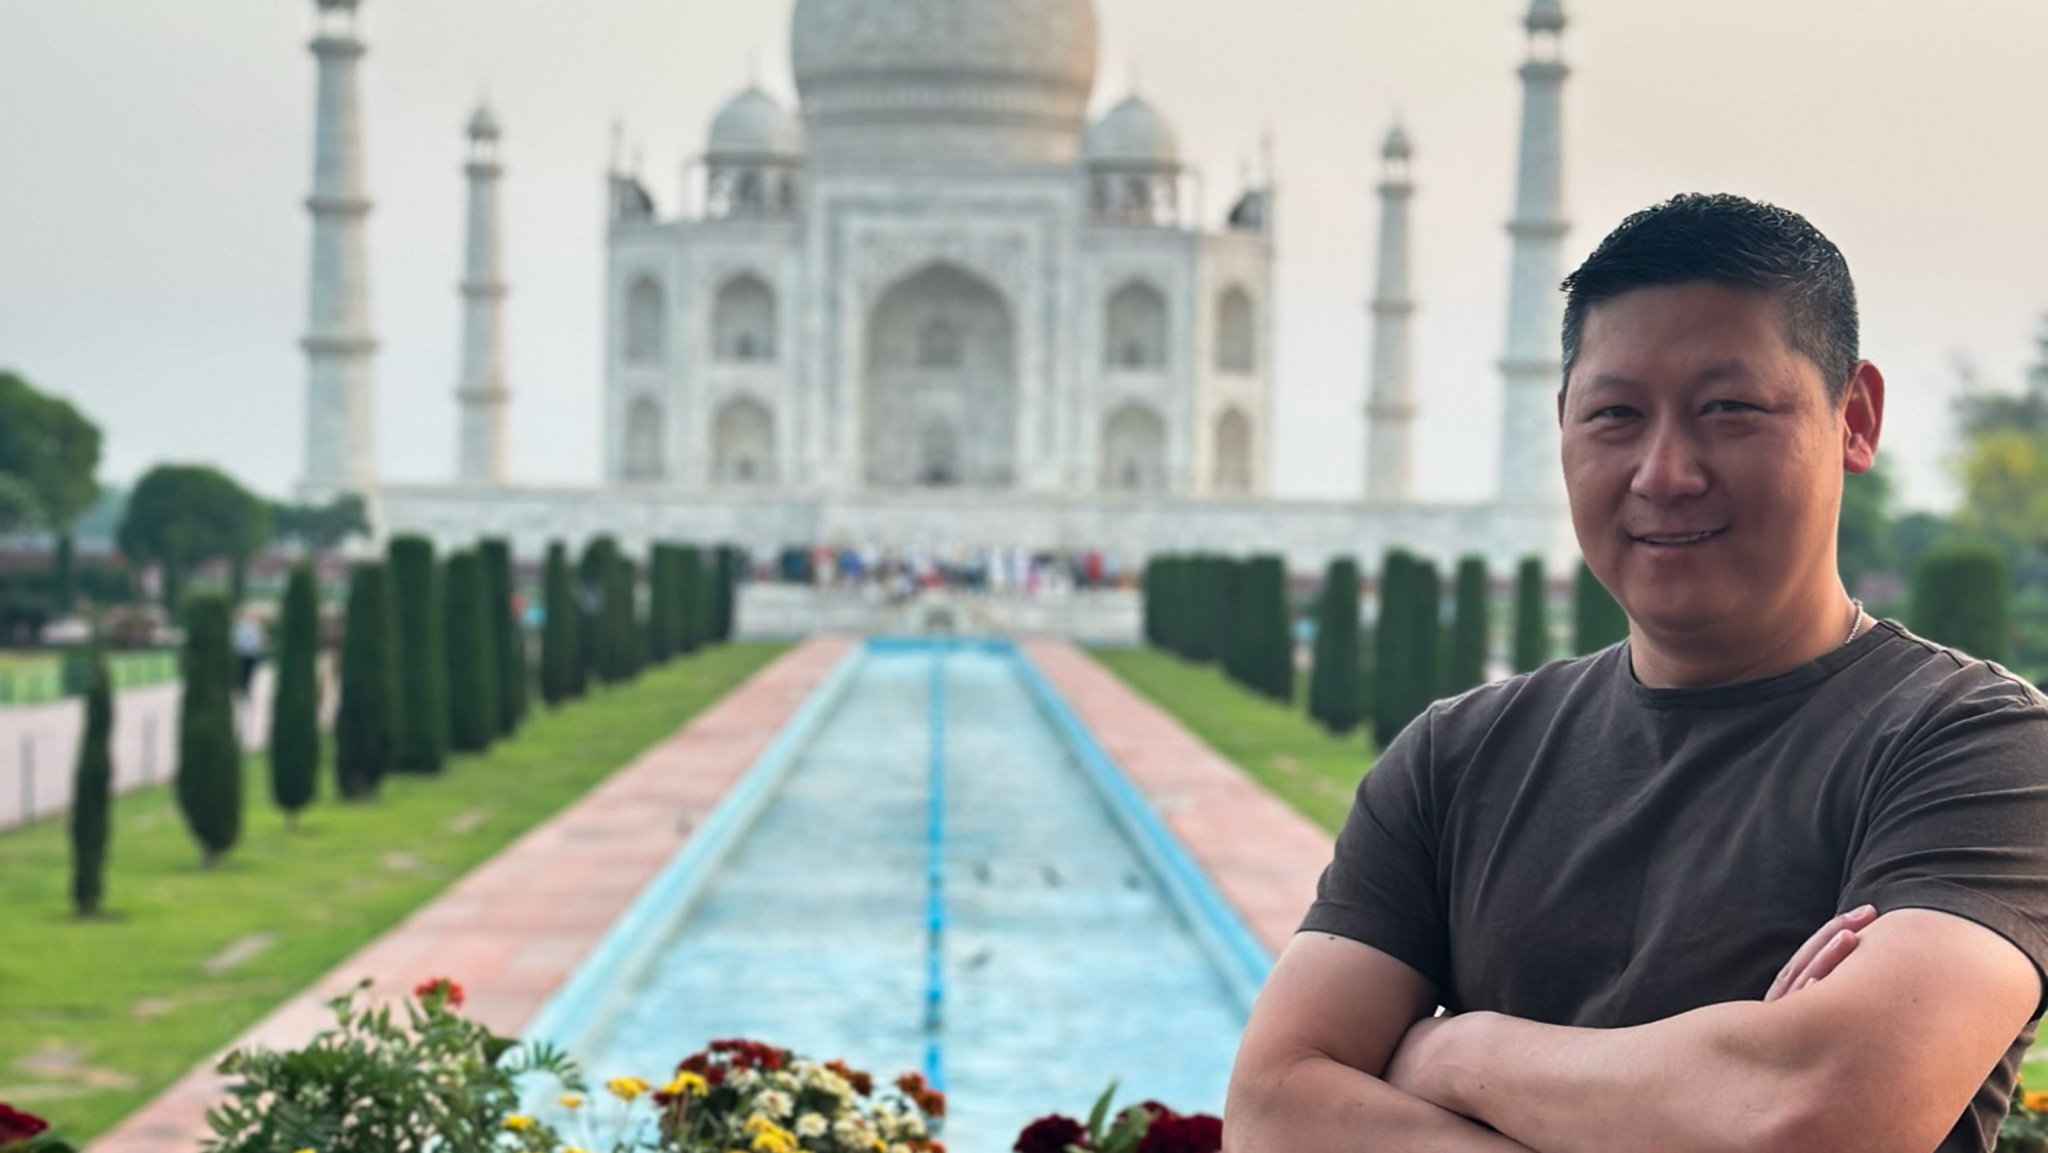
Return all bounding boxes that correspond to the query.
[86,636,856,1153]
[1024,641,1336,957]
[87,635,1332,1152]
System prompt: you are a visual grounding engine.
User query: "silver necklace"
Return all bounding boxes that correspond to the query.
[1843,598,1867,647]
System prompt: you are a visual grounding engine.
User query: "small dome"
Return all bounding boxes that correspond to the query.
[467,104,500,141]
[708,87,804,159]
[1526,0,1566,33]
[1085,95,1179,168]
[1382,122,1412,160]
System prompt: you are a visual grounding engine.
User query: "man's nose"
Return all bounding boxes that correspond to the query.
[1629,419,1711,501]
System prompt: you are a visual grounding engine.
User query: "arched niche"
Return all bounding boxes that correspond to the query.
[1215,285,1256,375]
[1101,402,1167,492]
[1104,280,1168,370]
[1213,406,1253,494]
[713,395,777,485]
[863,263,1016,489]
[623,395,666,482]
[713,274,777,364]
[624,276,666,366]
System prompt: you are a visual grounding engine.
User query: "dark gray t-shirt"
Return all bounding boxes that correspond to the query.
[1302,620,2048,1152]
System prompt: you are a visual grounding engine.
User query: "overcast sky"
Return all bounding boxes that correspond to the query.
[2,0,2044,512]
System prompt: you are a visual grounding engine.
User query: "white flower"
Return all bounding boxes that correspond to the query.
[796,1113,829,1139]
[758,1089,796,1119]
[772,1070,800,1091]
[732,1068,764,1091]
[832,1115,871,1145]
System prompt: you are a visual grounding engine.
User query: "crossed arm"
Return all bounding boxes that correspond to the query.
[1224,907,2039,1153]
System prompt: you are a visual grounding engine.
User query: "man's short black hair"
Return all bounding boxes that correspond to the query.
[1559,193,1860,404]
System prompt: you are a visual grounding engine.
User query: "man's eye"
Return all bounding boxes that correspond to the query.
[1588,405,1638,421]
[1704,399,1761,414]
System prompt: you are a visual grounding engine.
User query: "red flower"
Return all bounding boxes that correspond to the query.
[413,977,464,1010]
[826,1059,874,1096]
[1014,1113,1088,1153]
[1135,1113,1222,1153]
[1136,1101,1178,1122]
[913,1088,947,1118]
[0,1103,50,1143]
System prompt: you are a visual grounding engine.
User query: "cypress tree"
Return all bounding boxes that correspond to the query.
[710,546,741,643]
[540,541,580,705]
[606,552,640,681]
[229,555,249,607]
[480,538,524,734]
[677,544,706,655]
[176,594,241,864]
[335,561,400,800]
[1208,555,1245,668]
[1447,556,1489,694]
[1372,551,1412,745]
[1910,543,2012,662]
[445,550,501,751]
[578,537,614,684]
[268,563,320,825]
[1308,557,1363,734]
[386,535,447,773]
[648,545,675,664]
[1253,555,1296,703]
[1573,560,1631,655]
[69,648,113,916]
[1512,556,1550,674]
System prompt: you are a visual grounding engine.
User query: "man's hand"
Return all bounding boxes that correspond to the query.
[1766,904,1874,1000]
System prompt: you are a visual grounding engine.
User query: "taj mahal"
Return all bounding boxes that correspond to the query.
[299,0,1579,574]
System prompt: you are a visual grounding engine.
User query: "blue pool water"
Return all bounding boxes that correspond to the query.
[528,641,1266,1151]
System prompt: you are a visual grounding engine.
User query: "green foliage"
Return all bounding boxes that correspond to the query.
[0,471,46,534]
[710,546,742,644]
[1512,556,1550,673]
[539,542,581,705]
[478,539,524,736]
[1838,461,1897,591]
[677,544,707,655]
[268,494,370,556]
[1910,542,2012,663]
[1234,555,1294,703]
[1572,561,1631,655]
[1307,558,1363,735]
[443,551,500,753]
[117,464,268,610]
[176,595,241,865]
[578,537,617,683]
[68,650,112,916]
[335,562,400,800]
[1448,556,1489,694]
[386,536,447,774]
[1204,555,1242,667]
[1373,551,1441,747]
[268,564,321,823]
[203,980,580,1153]
[0,369,102,529]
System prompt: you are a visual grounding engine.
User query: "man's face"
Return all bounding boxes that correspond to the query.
[1560,282,1852,640]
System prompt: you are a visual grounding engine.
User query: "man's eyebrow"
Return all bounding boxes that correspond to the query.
[1579,375,1640,393]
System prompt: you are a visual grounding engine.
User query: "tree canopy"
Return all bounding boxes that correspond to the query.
[116,464,270,575]
[0,370,102,530]
[271,493,370,554]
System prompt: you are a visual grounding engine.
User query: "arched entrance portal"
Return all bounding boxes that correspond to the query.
[864,264,1017,489]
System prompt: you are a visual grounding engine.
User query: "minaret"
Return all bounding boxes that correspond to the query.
[1495,0,1569,506]
[301,0,377,499]
[455,104,509,485]
[1365,123,1416,503]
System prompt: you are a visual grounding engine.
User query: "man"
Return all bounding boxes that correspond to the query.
[1226,194,2048,1153]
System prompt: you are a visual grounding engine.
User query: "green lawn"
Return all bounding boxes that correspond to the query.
[1087,646,1374,833]
[0,641,787,1142]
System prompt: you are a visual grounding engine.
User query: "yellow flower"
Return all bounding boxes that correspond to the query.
[663,1070,710,1097]
[503,1115,536,1131]
[292,1148,315,1153]
[606,1075,652,1102]
[559,1094,585,1110]
[2025,1090,2048,1112]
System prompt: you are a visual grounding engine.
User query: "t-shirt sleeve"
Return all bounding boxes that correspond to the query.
[1298,706,1449,991]
[1840,680,2048,1001]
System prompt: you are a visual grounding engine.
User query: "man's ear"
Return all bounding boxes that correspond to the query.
[1841,361,1884,474]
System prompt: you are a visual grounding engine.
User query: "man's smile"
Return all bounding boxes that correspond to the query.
[1629,526,1729,547]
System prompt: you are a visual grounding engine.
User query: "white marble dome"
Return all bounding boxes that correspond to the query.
[708,87,804,159]
[1085,95,1179,168]
[790,0,1101,166]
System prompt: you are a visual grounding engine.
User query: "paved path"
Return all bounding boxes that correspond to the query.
[0,669,280,832]
[85,638,1333,1152]
[1025,641,1333,956]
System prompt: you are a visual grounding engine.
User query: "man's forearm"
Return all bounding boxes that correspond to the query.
[1387,1003,1850,1153]
[1225,1051,1537,1153]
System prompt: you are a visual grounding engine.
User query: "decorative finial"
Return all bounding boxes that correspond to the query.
[1526,0,1566,35]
